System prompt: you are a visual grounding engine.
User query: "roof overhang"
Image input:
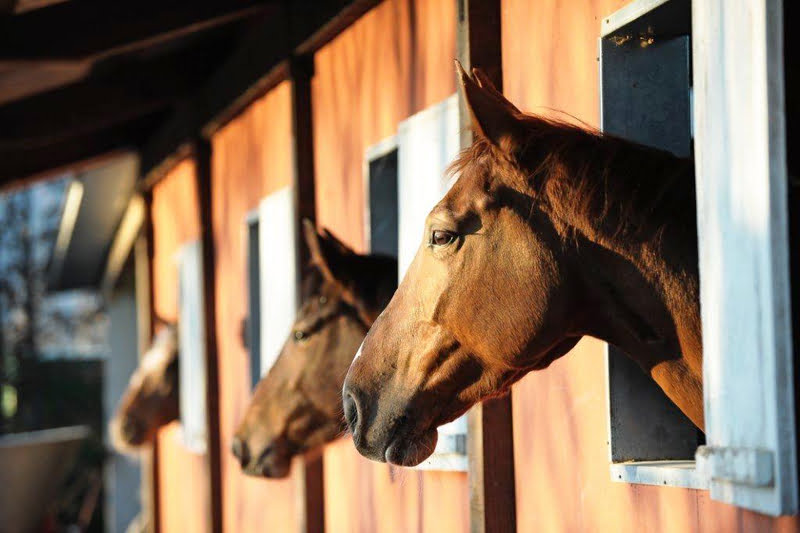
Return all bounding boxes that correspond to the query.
[48,153,142,293]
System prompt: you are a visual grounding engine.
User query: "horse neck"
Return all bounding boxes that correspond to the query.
[544,139,705,428]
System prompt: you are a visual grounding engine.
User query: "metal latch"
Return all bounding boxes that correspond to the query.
[696,446,775,487]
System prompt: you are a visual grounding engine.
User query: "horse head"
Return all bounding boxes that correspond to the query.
[342,63,703,467]
[232,221,397,478]
[111,323,179,451]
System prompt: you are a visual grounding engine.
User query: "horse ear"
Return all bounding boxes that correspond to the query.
[456,61,525,153]
[301,219,353,284]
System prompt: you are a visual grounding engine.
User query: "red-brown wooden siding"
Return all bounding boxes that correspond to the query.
[312,0,469,531]
[151,159,212,533]
[210,81,299,533]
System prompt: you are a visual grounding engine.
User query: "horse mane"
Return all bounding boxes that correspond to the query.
[449,115,696,247]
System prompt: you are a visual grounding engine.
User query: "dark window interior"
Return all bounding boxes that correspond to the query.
[368,148,399,262]
[601,0,703,463]
[246,218,261,390]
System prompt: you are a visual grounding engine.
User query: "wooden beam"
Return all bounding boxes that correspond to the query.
[0,49,214,151]
[136,193,162,533]
[0,32,237,187]
[289,55,318,269]
[0,63,198,153]
[140,0,381,187]
[0,0,272,62]
[457,1,517,532]
[193,138,223,533]
[287,54,324,533]
[294,0,382,57]
[0,113,162,190]
[139,10,291,183]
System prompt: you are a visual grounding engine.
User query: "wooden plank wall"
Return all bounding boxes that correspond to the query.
[150,159,212,533]
[312,0,469,531]
[503,1,800,531]
[209,81,298,533]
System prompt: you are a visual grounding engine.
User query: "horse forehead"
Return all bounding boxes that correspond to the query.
[139,340,175,373]
[438,185,492,219]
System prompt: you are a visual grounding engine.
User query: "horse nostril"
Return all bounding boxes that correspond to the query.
[343,390,360,435]
[232,436,250,468]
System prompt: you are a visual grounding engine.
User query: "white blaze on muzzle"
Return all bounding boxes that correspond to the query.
[344,340,366,397]
[353,340,365,361]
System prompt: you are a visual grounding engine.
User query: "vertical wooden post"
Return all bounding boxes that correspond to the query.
[136,192,161,533]
[288,54,325,533]
[457,1,518,532]
[193,138,224,533]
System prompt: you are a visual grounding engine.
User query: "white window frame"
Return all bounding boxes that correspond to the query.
[394,94,467,471]
[257,186,298,377]
[692,0,797,516]
[176,240,207,454]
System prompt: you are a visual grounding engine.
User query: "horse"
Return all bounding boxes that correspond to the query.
[342,63,703,467]
[231,220,397,478]
[110,324,179,452]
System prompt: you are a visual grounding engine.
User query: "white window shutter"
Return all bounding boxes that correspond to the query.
[177,240,208,454]
[692,0,797,515]
[397,95,460,277]
[258,186,298,376]
[397,95,467,471]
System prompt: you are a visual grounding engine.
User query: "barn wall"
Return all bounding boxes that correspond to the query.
[209,81,297,533]
[312,0,469,531]
[146,1,799,532]
[150,159,211,533]
[502,1,800,531]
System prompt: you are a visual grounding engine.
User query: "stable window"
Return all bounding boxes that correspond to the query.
[602,0,798,516]
[176,240,207,454]
[393,94,467,471]
[600,0,702,489]
[363,137,399,261]
[245,211,261,390]
[256,187,298,376]
[243,189,298,388]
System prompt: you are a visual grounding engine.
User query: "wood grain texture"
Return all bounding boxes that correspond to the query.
[504,0,800,530]
[312,0,468,531]
[150,159,211,533]
[313,0,458,253]
[210,81,300,533]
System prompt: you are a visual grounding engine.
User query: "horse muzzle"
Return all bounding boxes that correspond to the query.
[342,384,439,467]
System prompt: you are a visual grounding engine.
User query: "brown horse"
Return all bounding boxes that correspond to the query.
[110,324,179,451]
[343,64,703,467]
[232,221,397,477]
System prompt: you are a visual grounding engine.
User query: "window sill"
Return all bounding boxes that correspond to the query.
[610,460,708,490]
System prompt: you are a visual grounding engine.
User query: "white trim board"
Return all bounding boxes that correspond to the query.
[176,240,208,454]
[258,186,298,376]
[692,0,796,516]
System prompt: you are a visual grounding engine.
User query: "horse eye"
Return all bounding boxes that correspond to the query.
[431,229,456,246]
[319,296,327,305]
[294,330,309,342]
